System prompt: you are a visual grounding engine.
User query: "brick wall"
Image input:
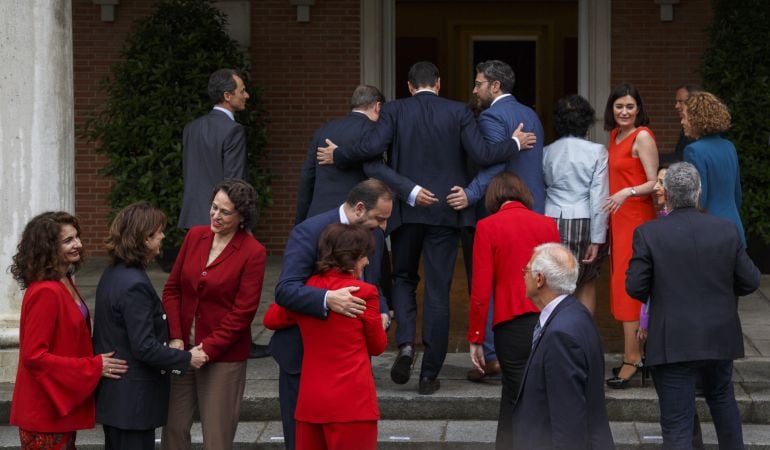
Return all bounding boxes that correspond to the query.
[72,1,157,254]
[250,0,361,254]
[610,0,713,154]
[71,0,713,256]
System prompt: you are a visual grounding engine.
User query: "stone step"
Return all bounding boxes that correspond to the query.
[1,421,770,449]
[3,354,769,425]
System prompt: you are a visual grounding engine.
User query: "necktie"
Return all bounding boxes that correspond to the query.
[531,321,543,350]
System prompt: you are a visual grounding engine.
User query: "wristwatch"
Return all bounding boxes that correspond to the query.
[630,187,637,197]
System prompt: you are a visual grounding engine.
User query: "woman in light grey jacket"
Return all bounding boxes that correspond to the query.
[542,95,609,314]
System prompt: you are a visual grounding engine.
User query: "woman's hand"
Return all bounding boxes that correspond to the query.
[100,351,128,379]
[604,187,632,213]
[189,344,209,369]
[469,343,486,375]
[168,339,184,350]
[636,327,648,342]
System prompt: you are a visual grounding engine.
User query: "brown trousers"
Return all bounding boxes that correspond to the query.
[161,361,247,450]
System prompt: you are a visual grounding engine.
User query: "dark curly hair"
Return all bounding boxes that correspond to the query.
[554,94,596,138]
[10,211,83,289]
[315,223,375,274]
[106,202,166,268]
[210,179,260,231]
[603,82,650,131]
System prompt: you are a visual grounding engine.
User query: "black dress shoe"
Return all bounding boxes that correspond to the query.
[418,376,440,395]
[249,343,270,359]
[390,344,414,384]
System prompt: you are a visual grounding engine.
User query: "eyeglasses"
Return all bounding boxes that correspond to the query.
[473,80,492,88]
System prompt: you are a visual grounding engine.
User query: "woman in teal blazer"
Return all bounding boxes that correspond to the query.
[682,92,746,247]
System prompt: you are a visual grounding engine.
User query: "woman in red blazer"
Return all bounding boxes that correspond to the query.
[9,211,128,449]
[263,223,387,450]
[161,179,266,450]
[466,172,561,450]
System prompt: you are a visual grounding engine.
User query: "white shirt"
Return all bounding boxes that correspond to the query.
[213,105,234,121]
[538,294,569,328]
[490,93,512,107]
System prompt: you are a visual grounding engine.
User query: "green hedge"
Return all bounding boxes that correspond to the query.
[84,0,270,250]
[702,0,770,243]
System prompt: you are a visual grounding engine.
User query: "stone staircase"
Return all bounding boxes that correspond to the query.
[2,352,770,449]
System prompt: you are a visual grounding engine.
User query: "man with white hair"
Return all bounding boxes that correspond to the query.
[627,162,760,449]
[511,243,614,449]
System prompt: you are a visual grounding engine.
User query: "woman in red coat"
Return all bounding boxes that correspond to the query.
[466,172,561,450]
[9,211,128,449]
[161,180,266,450]
[263,223,387,450]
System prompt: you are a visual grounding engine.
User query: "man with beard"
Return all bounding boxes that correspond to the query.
[447,59,545,214]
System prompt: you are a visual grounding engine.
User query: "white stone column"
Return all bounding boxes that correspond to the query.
[579,0,612,144]
[360,0,395,100]
[0,0,75,382]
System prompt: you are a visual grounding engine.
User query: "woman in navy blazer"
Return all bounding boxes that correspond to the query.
[93,202,208,450]
[682,92,746,247]
[162,180,267,450]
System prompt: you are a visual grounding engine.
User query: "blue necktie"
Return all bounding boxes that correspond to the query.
[531,321,543,350]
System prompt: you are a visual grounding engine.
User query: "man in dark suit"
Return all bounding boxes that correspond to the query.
[660,84,702,165]
[270,179,393,450]
[447,59,546,214]
[512,243,614,450]
[317,61,535,395]
[295,85,414,224]
[178,68,249,228]
[627,162,760,449]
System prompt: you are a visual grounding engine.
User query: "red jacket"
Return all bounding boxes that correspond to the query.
[163,226,266,362]
[263,271,386,423]
[468,201,560,344]
[11,280,102,432]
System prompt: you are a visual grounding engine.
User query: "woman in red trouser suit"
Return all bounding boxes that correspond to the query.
[264,223,387,450]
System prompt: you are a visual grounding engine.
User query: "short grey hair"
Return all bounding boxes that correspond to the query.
[350,85,384,110]
[530,243,578,295]
[663,162,701,209]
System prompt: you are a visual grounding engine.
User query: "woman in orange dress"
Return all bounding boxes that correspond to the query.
[603,83,658,389]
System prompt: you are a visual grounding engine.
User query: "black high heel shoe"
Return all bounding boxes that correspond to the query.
[606,360,648,389]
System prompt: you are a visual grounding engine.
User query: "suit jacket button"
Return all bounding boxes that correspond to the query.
[202,271,207,276]
[163,342,168,346]
[162,313,167,320]
[160,370,166,375]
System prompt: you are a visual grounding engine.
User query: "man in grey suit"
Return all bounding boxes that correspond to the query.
[627,162,760,449]
[178,69,269,359]
[178,68,249,228]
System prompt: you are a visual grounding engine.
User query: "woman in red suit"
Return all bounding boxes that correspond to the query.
[161,180,267,450]
[9,211,128,449]
[263,223,387,450]
[602,83,658,389]
[466,172,560,450]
